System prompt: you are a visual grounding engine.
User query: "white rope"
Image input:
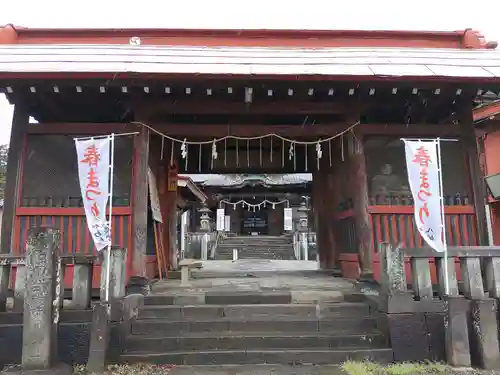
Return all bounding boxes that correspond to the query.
[220,199,290,211]
[130,121,360,145]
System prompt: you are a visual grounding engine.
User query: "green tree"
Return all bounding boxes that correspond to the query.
[0,144,8,200]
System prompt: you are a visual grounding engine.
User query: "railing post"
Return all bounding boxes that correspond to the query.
[100,246,127,304]
[0,262,11,312]
[410,257,433,300]
[378,242,412,312]
[71,260,93,309]
[13,263,26,312]
[436,256,459,297]
[461,256,484,299]
[21,226,67,372]
[484,256,500,298]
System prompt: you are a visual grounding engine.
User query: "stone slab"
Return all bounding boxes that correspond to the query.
[86,303,110,374]
[292,290,343,304]
[1,364,72,375]
[384,313,430,362]
[470,298,500,369]
[121,348,393,366]
[167,365,345,375]
[445,295,471,367]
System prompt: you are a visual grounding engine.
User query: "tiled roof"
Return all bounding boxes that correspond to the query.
[1,45,500,78]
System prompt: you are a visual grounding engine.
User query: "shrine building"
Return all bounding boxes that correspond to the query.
[0,25,499,286]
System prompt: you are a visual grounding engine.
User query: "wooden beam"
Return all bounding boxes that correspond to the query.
[131,126,150,278]
[26,123,133,135]
[1,104,28,254]
[360,124,460,136]
[26,122,461,138]
[136,99,358,116]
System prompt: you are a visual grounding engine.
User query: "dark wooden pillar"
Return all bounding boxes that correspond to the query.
[328,161,343,274]
[1,103,28,254]
[347,131,373,279]
[460,99,489,246]
[314,155,341,272]
[164,163,179,270]
[312,171,328,268]
[131,127,150,278]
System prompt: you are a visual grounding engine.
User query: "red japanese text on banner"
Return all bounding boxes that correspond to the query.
[75,137,112,251]
[404,140,445,252]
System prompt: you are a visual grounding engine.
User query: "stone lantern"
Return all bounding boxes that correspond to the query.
[297,201,309,232]
[199,205,212,232]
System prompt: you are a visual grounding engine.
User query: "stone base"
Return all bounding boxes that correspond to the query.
[2,363,73,375]
[358,272,375,283]
[331,268,342,277]
[126,276,150,295]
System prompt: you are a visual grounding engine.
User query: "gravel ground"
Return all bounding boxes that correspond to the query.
[69,364,500,375]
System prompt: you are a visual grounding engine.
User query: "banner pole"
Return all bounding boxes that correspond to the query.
[436,138,449,295]
[105,134,116,303]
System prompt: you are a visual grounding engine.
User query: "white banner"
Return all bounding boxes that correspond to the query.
[284,208,293,231]
[147,167,163,223]
[404,140,445,252]
[75,137,112,251]
[216,208,225,231]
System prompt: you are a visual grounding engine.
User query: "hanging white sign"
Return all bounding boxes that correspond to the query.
[224,215,231,232]
[404,140,445,252]
[147,167,163,223]
[75,136,112,251]
[216,208,225,231]
[284,208,293,231]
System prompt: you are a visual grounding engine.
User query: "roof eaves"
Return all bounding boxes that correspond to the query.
[473,100,500,123]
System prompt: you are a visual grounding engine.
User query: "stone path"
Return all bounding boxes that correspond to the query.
[166,365,344,375]
[154,260,352,291]
[200,260,320,273]
[152,260,354,304]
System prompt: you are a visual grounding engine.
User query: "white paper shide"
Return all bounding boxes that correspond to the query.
[75,137,112,251]
[404,140,444,252]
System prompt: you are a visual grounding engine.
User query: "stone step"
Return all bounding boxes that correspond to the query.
[216,254,293,256]
[215,253,295,260]
[138,303,370,320]
[219,244,293,248]
[144,292,292,306]
[131,317,378,336]
[218,249,292,251]
[120,348,394,365]
[125,332,387,352]
[219,241,293,245]
[218,246,293,250]
[216,251,294,255]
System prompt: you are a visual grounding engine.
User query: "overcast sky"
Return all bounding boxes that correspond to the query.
[1,0,500,145]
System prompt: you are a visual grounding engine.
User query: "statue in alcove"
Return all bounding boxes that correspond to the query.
[371,163,410,196]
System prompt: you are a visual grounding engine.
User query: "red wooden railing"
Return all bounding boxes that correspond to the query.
[369,205,477,248]
[14,207,132,255]
[336,205,478,279]
[12,207,133,288]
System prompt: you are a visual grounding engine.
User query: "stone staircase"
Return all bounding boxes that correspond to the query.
[215,235,295,260]
[120,294,393,366]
